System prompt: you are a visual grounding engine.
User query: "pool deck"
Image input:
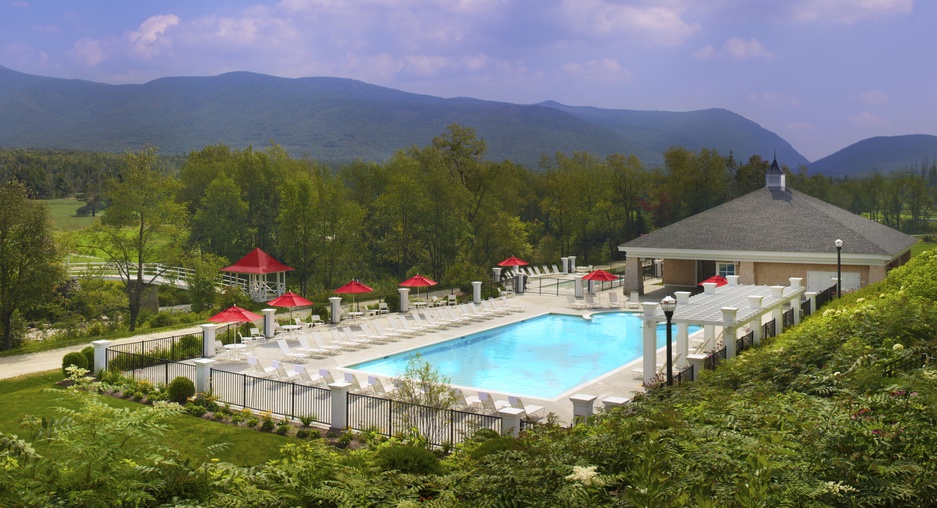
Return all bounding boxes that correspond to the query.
[213,278,679,425]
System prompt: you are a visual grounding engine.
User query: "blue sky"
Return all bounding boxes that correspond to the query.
[1,0,932,162]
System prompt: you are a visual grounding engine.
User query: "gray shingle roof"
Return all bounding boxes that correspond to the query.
[619,187,916,257]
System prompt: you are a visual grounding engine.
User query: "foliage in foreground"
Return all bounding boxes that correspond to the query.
[3,252,937,506]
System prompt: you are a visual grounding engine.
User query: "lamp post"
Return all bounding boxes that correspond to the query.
[660,295,677,386]
[834,239,843,298]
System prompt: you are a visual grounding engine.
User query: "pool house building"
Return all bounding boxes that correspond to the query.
[618,158,916,295]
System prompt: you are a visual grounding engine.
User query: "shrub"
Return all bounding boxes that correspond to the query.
[469,436,520,460]
[167,376,196,404]
[80,346,95,371]
[374,445,442,475]
[62,352,88,375]
[296,429,310,439]
[276,420,291,435]
[299,414,316,427]
[184,403,206,417]
[246,417,259,427]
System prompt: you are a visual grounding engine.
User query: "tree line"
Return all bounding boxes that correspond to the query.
[1,124,935,344]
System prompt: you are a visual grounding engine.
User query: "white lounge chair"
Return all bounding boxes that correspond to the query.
[273,360,302,382]
[247,356,276,378]
[444,306,470,325]
[566,295,586,309]
[475,392,510,414]
[276,338,309,361]
[310,331,344,354]
[370,320,403,340]
[451,388,481,411]
[480,299,509,316]
[584,294,603,309]
[412,311,444,329]
[508,395,544,419]
[330,328,364,349]
[307,314,324,327]
[294,365,322,385]
[366,375,396,397]
[342,326,373,347]
[498,295,525,312]
[608,292,623,308]
[250,327,266,341]
[629,291,641,309]
[296,334,329,358]
[551,264,562,275]
[378,302,390,314]
[388,315,422,336]
[343,372,364,391]
[318,369,337,385]
[466,303,493,320]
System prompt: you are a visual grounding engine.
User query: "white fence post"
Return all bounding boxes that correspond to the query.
[92,339,112,375]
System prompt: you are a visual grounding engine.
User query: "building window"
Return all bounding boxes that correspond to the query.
[717,262,736,277]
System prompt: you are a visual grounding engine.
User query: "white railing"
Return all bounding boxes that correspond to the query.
[67,261,250,292]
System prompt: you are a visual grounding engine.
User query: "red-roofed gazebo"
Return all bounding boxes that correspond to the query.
[221,248,293,302]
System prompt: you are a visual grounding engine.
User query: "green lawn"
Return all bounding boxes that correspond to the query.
[0,370,290,466]
[42,198,99,231]
[911,239,937,257]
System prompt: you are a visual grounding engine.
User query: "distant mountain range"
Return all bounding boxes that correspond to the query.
[0,65,932,175]
[808,135,937,176]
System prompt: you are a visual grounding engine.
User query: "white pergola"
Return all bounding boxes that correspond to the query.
[637,276,809,385]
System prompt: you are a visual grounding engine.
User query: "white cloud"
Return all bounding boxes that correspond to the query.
[791,0,912,23]
[561,58,632,83]
[67,37,105,66]
[858,90,888,104]
[694,38,771,60]
[723,37,770,59]
[852,111,889,126]
[561,0,701,46]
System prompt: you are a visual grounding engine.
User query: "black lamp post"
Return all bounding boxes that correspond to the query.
[660,295,677,386]
[835,239,843,298]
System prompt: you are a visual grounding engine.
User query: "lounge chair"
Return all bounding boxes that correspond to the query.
[566,295,586,309]
[343,372,364,391]
[444,306,470,325]
[551,264,562,275]
[318,369,337,385]
[584,294,602,309]
[412,311,444,329]
[311,331,344,354]
[629,291,641,309]
[273,360,302,382]
[608,292,623,308]
[466,392,510,414]
[366,375,396,397]
[447,294,458,306]
[294,365,322,385]
[429,296,442,307]
[390,315,424,335]
[342,326,373,347]
[276,338,309,361]
[468,302,494,319]
[480,299,509,316]
[378,302,390,314]
[451,388,481,411]
[508,395,545,419]
[541,265,551,276]
[499,295,525,312]
[250,327,266,340]
[307,314,324,327]
[296,335,329,357]
[247,356,276,378]
[330,328,364,349]
[370,320,403,340]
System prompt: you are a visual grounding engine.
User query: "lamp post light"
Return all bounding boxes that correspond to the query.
[660,295,677,386]
[834,239,843,298]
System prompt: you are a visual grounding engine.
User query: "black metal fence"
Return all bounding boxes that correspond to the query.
[882,353,931,378]
[761,319,776,340]
[704,346,727,371]
[347,393,501,446]
[815,284,837,310]
[209,369,331,424]
[107,332,204,362]
[782,308,795,329]
[801,298,812,317]
[674,364,694,384]
[736,330,754,354]
[106,349,196,386]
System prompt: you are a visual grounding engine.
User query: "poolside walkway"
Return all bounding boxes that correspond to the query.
[3,277,676,425]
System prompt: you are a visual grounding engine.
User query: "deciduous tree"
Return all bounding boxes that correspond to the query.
[0,180,64,350]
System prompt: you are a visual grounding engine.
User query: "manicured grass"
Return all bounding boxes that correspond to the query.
[911,240,937,257]
[42,198,99,231]
[0,370,290,466]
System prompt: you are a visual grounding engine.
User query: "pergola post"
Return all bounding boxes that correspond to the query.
[770,286,785,334]
[641,302,659,385]
[722,307,738,359]
[201,323,217,358]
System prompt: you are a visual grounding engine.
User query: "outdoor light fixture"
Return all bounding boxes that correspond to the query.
[835,239,843,298]
[660,295,677,386]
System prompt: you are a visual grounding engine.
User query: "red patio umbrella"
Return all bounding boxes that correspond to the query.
[208,305,263,343]
[498,256,529,267]
[399,273,438,300]
[267,291,314,321]
[698,275,728,287]
[582,269,619,282]
[334,280,374,311]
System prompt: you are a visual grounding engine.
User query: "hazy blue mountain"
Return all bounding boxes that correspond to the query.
[807,135,937,176]
[0,65,808,168]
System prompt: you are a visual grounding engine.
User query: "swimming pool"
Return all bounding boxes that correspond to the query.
[349,313,699,399]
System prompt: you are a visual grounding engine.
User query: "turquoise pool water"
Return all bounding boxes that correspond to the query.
[349,313,699,399]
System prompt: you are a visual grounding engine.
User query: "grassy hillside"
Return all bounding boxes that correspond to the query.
[42,198,97,230]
